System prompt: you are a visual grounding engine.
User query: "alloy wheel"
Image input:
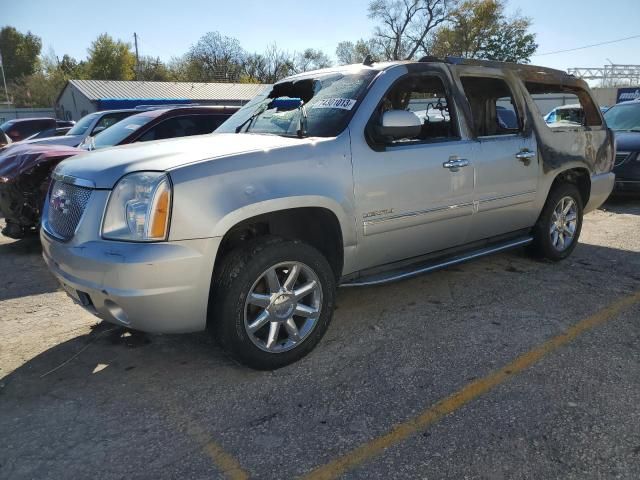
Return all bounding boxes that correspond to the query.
[549,196,578,252]
[244,261,323,353]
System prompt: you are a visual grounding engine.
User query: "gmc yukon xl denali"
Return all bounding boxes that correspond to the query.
[41,57,615,369]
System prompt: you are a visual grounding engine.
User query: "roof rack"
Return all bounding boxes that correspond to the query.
[134,103,201,110]
[416,55,574,78]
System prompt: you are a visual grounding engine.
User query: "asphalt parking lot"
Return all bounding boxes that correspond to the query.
[1,199,640,480]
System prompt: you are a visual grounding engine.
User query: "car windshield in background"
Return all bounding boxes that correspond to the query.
[67,113,100,136]
[546,107,584,126]
[89,115,153,149]
[604,103,640,132]
[217,69,378,138]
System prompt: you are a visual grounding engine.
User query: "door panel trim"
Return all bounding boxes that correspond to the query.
[477,190,536,213]
[363,202,474,236]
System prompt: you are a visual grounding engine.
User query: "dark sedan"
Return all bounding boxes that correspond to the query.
[605,100,640,194]
[0,118,73,142]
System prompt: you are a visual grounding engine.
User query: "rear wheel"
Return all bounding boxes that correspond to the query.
[209,236,336,370]
[531,183,583,261]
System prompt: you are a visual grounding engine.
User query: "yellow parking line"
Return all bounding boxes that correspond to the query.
[203,441,250,480]
[301,290,640,480]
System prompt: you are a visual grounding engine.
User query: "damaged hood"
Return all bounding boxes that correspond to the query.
[0,144,82,181]
[53,133,318,188]
[13,135,85,148]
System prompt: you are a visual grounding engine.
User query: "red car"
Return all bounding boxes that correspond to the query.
[0,106,238,238]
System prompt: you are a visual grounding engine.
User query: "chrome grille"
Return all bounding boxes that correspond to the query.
[45,180,92,241]
[615,152,630,167]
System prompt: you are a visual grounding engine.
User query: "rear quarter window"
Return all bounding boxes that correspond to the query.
[525,82,602,129]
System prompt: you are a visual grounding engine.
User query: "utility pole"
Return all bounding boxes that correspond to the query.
[0,50,9,107]
[134,32,140,80]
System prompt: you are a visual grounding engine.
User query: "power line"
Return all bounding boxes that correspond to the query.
[532,34,640,57]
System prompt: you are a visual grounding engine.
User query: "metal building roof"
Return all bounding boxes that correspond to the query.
[64,79,268,102]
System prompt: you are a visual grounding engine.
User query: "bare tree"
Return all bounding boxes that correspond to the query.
[293,48,332,73]
[368,0,458,60]
[186,32,245,82]
[335,39,381,65]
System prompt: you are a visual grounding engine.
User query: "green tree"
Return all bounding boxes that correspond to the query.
[58,54,86,78]
[430,0,537,63]
[85,33,135,80]
[137,56,171,81]
[7,50,81,107]
[0,26,42,80]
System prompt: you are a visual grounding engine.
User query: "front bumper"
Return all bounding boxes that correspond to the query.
[584,172,615,214]
[41,230,221,333]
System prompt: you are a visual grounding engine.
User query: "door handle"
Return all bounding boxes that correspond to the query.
[443,158,470,171]
[516,150,536,164]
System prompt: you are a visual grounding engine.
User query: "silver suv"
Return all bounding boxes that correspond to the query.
[41,58,615,369]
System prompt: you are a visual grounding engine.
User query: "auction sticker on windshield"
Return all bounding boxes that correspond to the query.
[313,98,357,110]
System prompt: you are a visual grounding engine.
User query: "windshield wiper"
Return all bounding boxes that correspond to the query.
[296,103,308,138]
[235,103,269,133]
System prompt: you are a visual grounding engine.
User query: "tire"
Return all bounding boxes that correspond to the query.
[531,183,583,261]
[209,236,336,370]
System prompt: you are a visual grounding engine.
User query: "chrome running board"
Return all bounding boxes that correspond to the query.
[341,236,534,288]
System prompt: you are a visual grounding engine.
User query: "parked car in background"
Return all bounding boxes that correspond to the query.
[7,110,141,148]
[0,129,11,147]
[544,104,585,127]
[41,58,613,369]
[24,127,72,141]
[604,99,640,194]
[0,118,72,142]
[0,105,239,238]
[78,105,239,151]
[0,144,81,238]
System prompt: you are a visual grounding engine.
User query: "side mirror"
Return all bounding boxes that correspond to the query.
[375,110,422,140]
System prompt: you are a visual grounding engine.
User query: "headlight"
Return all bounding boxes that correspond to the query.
[102,172,172,242]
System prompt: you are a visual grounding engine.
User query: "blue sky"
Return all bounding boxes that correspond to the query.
[5,0,640,72]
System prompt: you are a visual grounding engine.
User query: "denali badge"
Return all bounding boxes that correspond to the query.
[363,209,394,219]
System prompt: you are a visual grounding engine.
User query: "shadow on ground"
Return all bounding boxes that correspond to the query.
[0,234,59,301]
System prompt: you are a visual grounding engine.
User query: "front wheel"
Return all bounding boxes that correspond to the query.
[209,237,336,370]
[531,183,584,261]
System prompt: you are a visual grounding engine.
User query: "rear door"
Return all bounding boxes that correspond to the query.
[459,75,539,241]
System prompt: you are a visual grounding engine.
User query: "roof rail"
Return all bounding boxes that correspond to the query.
[134,103,201,110]
[418,55,443,63]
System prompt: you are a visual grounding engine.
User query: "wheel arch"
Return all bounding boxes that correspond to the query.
[546,166,592,208]
[213,199,351,280]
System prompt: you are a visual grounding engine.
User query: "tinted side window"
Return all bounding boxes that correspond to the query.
[93,112,135,133]
[137,115,219,142]
[460,77,521,137]
[15,120,54,139]
[525,82,602,128]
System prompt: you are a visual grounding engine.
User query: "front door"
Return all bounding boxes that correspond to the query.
[350,72,476,270]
